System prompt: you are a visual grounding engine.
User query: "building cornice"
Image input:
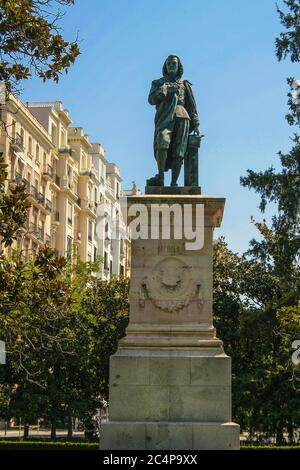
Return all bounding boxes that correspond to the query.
[6,94,54,151]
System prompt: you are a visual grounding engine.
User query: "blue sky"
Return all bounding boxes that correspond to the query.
[21,0,297,253]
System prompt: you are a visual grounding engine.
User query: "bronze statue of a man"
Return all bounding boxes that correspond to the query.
[148,54,200,187]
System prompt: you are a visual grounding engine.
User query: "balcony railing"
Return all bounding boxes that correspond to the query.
[29,223,38,236]
[45,234,51,246]
[11,133,24,151]
[54,175,60,187]
[15,172,22,184]
[66,181,78,196]
[45,199,52,212]
[58,146,73,156]
[43,164,53,178]
[120,241,125,257]
[37,227,44,242]
[29,223,46,243]
[88,202,96,212]
[37,193,45,206]
[22,178,30,192]
[30,185,38,199]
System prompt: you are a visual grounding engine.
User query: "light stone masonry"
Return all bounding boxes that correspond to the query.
[101,194,240,450]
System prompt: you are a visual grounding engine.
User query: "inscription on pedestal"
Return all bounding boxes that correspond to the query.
[157,242,185,256]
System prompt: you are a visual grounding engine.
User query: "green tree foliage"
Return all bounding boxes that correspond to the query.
[0,248,77,435]
[276,303,300,389]
[240,130,299,305]
[0,245,129,439]
[214,239,300,444]
[0,0,80,93]
[241,0,300,304]
[79,275,130,398]
[276,0,300,63]
[214,1,300,443]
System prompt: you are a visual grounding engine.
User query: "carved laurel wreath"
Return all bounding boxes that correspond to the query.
[138,257,204,312]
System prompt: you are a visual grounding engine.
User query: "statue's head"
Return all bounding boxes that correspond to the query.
[162,55,183,79]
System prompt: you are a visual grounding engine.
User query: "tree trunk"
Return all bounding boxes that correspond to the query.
[276,429,284,446]
[67,416,73,439]
[84,419,94,438]
[288,425,294,445]
[50,422,56,441]
[23,422,29,438]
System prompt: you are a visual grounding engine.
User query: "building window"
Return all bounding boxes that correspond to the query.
[82,152,87,169]
[67,165,72,189]
[24,243,30,261]
[94,246,97,261]
[53,156,57,177]
[32,242,38,256]
[67,236,72,259]
[40,220,45,241]
[120,264,124,276]
[11,120,16,139]
[43,152,47,168]
[67,202,72,225]
[36,144,40,164]
[34,178,39,199]
[51,125,57,145]
[28,136,32,157]
[32,213,38,233]
[20,128,24,145]
[88,220,93,242]
[61,129,65,146]
[104,252,108,270]
[110,260,113,274]
[73,178,78,195]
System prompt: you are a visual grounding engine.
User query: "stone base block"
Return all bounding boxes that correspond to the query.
[100,421,240,450]
[108,350,232,422]
[145,186,201,195]
[102,350,240,449]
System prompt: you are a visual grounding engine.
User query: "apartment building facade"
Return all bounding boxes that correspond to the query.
[89,143,127,279]
[0,94,54,258]
[0,94,129,278]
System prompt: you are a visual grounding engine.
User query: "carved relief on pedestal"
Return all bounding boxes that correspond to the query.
[139,256,204,312]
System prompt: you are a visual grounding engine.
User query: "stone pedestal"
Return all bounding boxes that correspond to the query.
[101,194,240,450]
[145,186,201,195]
